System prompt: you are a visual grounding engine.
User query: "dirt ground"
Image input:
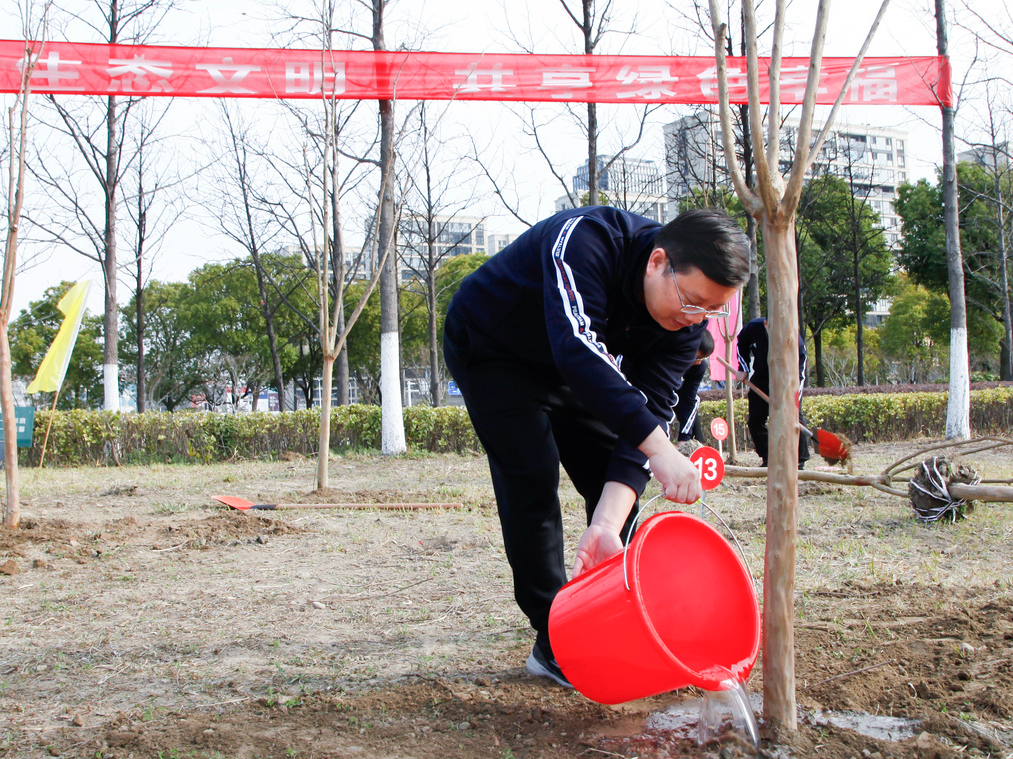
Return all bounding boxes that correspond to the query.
[1,439,1012,759]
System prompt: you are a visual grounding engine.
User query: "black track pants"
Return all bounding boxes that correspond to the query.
[746,390,810,465]
[444,313,638,644]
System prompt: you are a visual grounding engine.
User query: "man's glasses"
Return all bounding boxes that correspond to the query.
[672,274,731,319]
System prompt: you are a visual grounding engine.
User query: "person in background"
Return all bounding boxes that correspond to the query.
[735,316,810,469]
[443,206,750,687]
[674,328,715,448]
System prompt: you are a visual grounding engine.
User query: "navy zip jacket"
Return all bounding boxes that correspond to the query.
[448,206,706,494]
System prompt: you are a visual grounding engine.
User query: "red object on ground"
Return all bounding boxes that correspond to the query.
[212,495,465,511]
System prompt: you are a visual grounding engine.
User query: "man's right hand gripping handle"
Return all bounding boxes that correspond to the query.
[640,426,702,505]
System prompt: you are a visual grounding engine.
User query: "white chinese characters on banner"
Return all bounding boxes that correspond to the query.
[849,64,898,103]
[616,65,678,100]
[538,67,594,99]
[284,61,346,95]
[26,50,85,91]
[107,55,174,93]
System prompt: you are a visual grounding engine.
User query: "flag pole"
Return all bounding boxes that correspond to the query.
[37,390,60,469]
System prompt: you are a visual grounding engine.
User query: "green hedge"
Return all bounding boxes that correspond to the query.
[20,405,480,467]
[698,386,1013,447]
[13,385,1012,467]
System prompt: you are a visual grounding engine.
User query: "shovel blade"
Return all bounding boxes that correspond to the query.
[815,429,850,462]
[213,495,256,510]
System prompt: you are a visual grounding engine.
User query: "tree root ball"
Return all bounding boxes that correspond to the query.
[908,456,980,523]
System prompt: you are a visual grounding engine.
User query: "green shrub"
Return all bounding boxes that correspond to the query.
[698,385,1013,447]
[15,385,1012,467]
[19,404,481,467]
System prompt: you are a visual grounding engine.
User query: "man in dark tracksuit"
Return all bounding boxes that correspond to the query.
[735,316,810,469]
[674,329,714,444]
[443,207,750,686]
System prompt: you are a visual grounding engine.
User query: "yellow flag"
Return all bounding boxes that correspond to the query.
[26,280,92,394]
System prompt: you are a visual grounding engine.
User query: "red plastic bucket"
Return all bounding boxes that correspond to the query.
[548,511,760,704]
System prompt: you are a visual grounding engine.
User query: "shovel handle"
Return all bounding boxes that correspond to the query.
[714,355,813,440]
[715,355,770,402]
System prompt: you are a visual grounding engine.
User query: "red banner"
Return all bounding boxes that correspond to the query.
[0,40,952,106]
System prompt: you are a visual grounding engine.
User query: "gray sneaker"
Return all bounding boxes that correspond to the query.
[525,644,573,688]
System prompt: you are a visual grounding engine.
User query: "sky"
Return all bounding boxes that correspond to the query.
[2,0,1007,318]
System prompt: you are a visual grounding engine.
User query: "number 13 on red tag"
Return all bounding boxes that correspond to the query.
[689,445,725,491]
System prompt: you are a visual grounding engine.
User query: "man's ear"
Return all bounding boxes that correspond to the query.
[647,247,669,274]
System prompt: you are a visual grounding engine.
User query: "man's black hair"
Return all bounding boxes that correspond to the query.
[653,208,750,288]
[697,328,715,357]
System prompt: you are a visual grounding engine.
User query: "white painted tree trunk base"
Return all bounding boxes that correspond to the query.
[104,364,120,411]
[380,331,406,454]
[946,327,971,440]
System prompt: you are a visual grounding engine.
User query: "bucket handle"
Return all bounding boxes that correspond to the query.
[621,495,756,593]
[622,493,663,591]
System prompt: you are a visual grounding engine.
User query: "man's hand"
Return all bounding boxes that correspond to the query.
[639,427,702,504]
[572,481,636,578]
[572,523,624,578]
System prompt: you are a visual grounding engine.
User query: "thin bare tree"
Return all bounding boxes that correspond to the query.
[707,0,890,728]
[937,0,971,438]
[398,102,485,407]
[959,90,1013,380]
[122,100,183,412]
[370,0,406,455]
[3,2,52,529]
[28,0,179,412]
[214,102,289,411]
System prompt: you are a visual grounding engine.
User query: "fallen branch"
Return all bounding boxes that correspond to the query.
[883,437,1013,477]
[725,465,894,488]
[948,482,1013,503]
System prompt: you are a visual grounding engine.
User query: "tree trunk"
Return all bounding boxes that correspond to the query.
[738,103,761,321]
[378,103,405,453]
[854,241,865,386]
[814,328,825,387]
[991,162,1013,380]
[936,0,971,439]
[373,0,406,454]
[0,328,19,528]
[336,316,349,405]
[102,1,122,412]
[316,353,335,488]
[103,92,120,412]
[587,105,598,204]
[428,272,442,406]
[723,334,738,463]
[135,255,145,412]
[582,0,597,206]
[759,212,800,730]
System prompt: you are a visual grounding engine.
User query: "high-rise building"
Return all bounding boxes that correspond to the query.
[664,111,909,247]
[484,232,523,254]
[664,111,726,212]
[958,143,1010,171]
[783,120,908,248]
[558,154,667,222]
[397,215,485,281]
[572,154,665,196]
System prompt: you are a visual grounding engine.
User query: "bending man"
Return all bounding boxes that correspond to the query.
[443,206,750,687]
